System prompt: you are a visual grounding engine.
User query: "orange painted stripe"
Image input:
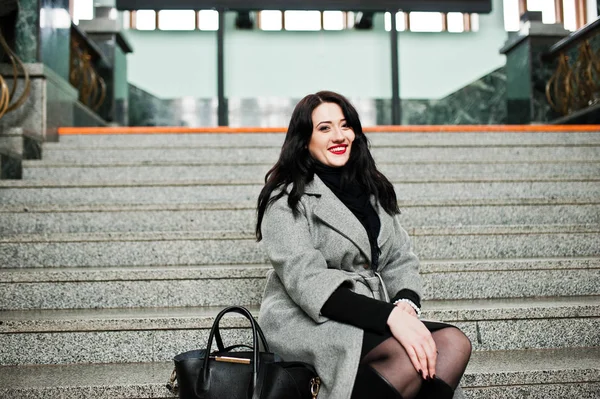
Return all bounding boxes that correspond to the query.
[57,125,600,135]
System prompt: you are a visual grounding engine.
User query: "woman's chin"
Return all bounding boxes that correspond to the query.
[325,156,350,168]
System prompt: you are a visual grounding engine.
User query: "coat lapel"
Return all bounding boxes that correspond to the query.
[305,175,372,262]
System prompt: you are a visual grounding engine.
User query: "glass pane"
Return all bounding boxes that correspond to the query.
[136,10,156,30]
[260,10,282,30]
[409,12,443,32]
[73,0,93,25]
[471,13,480,32]
[199,10,219,31]
[347,11,355,29]
[503,0,520,31]
[396,12,407,31]
[158,10,195,30]
[384,11,392,31]
[122,10,130,29]
[384,12,406,31]
[527,0,557,23]
[323,11,344,30]
[284,10,321,31]
[447,12,464,32]
[563,0,577,31]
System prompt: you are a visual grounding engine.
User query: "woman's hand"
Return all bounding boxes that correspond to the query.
[394,301,417,317]
[387,307,436,379]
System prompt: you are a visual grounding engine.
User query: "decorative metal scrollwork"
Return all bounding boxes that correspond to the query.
[546,38,600,116]
[69,33,106,112]
[0,29,31,120]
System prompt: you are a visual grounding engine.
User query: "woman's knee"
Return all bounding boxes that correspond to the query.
[434,327,472,359]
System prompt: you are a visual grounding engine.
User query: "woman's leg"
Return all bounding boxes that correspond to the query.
[352,326,471,399]
[430,327,472,389]
[416,327,472,399]
[352,335,423,399]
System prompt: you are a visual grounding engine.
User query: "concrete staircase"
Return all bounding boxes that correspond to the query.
[0,130,599,398]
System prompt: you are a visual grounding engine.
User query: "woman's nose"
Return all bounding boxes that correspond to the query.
[331,126,344,141]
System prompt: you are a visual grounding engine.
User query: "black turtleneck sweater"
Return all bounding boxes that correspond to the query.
[314,163,421,335]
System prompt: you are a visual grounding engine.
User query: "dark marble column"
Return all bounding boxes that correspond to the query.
[500,22,569,124]
[13,0,71,81]
[13,0,39,63]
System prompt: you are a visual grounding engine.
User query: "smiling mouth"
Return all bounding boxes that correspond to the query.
[328,145,347,155]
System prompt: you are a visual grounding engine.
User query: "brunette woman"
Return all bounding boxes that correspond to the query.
[256,91,471,399]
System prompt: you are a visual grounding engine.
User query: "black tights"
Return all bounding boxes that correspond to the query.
[351,327,472,399]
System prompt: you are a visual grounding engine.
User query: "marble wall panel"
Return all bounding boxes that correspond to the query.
[13,0,39,63]
[128,84,173,126]
[127,66,507,128]
[39,0,71,81]
[428,68,507,125]
[530,37,567,123]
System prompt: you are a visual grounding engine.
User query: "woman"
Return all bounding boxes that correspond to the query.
[256,91,471,399]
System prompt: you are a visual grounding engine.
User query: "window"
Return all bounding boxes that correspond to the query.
[562,0,578,31]
[72,0,93,25]
[410,12,444,32]
[385,11,477,33]
[258,10,282,30]
[527,0,557,23]
[126,9,219,31]
[158,10,195,30]
[503,0,587,32]
[503,0,521,31]
[259,10,359,31]
[198,10,219,31]
[135,10,156,30]
[447,12,465,32]
[284,10,321,31]
[323,11,345,31]
[384,12,407,32]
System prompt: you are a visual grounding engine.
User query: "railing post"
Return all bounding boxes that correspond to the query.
[390,10,401,125]
[217,7,228,127]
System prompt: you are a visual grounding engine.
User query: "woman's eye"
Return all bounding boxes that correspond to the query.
[319,126,329,132]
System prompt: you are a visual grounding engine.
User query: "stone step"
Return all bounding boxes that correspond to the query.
[2,225,599,268]
[22,161,600,182]
[53,131,600,148]
[1,181,598,206]
[0,225,598,268]
[0,346,598,398]
[0,297,598,365]
[1,258,598,309]
[39,145,600,164]
[1,201,599,235]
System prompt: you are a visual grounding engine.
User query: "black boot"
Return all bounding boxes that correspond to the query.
[415,377,454,399]
[351,364,403,399]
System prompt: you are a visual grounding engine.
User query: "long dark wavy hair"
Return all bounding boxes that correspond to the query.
[255,91,399,241]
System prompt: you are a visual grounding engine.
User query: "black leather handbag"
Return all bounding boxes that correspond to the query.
[166,306,321,399]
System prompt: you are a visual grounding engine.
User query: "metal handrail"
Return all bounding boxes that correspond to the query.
[544,21,600,116]
[0,29,31,120]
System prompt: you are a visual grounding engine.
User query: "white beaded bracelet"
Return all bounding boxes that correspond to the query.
[393,298,422,318]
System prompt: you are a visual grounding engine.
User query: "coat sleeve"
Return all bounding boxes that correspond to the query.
[380,214,423,302]
[261,197,357,324]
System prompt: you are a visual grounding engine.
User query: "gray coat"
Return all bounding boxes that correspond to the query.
[258,175,463,399]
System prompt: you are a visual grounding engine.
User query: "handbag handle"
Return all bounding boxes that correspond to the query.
[197,306,269,395]
[213,316,270,353]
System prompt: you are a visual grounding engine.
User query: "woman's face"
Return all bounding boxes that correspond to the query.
[308,102,355,168]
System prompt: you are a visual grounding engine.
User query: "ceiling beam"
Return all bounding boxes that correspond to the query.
[116,0,492,13]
